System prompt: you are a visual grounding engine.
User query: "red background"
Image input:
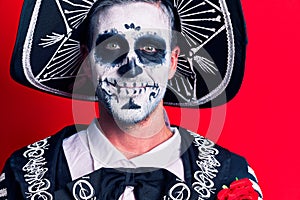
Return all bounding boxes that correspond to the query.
[1,0,300,199]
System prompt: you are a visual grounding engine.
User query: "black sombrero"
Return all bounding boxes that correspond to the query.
[10,0,247,108]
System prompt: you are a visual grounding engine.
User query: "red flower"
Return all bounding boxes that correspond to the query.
[217,178,259,200]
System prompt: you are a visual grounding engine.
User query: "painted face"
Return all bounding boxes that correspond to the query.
[89,2,176,124]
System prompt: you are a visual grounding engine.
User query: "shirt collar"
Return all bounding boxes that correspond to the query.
[87,118,181,169]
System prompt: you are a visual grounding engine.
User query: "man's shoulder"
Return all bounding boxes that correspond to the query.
[175,126,263,199]
[7,124,88,167]
[175,126,248,167]
[175,126,231,152]
[1,125,88,199]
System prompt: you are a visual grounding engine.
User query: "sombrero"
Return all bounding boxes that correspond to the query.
[10,0,247,108]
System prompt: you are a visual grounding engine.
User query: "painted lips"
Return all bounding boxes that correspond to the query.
[101,78,159,96]
[98,78,161,109]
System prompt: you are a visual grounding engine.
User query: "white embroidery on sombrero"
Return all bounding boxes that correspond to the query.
[39,32,65,48]
[194,56,218,74]
[36,0,96,82]
[34,0,93,61]
[61,0,97,29]
[167,0,224,103]
[166,0,234,105]
[176,0,222,47]
[22,0,93,98]
[37,39,84,82]
[38,0,96,48]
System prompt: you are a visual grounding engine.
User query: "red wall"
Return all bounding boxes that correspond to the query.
[1,0,300,199]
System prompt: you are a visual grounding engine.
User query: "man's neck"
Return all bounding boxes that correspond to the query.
[97,103,173,159]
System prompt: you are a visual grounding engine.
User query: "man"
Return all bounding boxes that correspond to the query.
[1,0,263,199]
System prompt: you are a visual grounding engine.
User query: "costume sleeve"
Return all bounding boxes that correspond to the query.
[0,158,23,199]
[228,153,263,199]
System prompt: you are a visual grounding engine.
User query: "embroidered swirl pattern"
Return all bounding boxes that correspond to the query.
[72,178,96,200]
[189,131,220,200]
[22,137,53,200]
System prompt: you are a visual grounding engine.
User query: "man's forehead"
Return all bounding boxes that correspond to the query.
[95,2,172,33]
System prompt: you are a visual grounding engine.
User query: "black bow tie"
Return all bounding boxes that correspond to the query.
[55,167,193,200]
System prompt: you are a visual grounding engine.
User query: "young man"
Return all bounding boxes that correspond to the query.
[1,0,263,199]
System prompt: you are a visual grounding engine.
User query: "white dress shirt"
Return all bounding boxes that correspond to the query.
[63,119,184,200]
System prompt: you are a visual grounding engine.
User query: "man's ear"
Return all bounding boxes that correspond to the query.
[81,44,89,58]
[168,46,180,79]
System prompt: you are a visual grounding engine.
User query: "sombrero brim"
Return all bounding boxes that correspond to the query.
[10,0,247,108]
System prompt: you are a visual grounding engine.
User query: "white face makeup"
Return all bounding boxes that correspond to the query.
[89,2,176,124]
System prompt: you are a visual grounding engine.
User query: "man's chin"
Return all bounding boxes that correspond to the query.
[110,107,150,126]
[97,88,165,126]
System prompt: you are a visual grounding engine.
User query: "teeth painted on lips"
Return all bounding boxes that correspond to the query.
[115,80,145,88]
[102,78,160,91]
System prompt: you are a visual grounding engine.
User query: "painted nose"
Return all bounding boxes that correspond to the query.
[117,58,143,78]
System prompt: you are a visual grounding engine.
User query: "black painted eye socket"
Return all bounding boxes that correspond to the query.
[136,37,166,52]
[135,36,167,65]
[95,34,129,64]
[105,42,121,50]
[140,45,158,54]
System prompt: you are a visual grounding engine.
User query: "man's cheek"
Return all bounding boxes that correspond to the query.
[145,66,170,84]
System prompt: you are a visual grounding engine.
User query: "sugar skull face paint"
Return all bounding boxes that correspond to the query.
[89,2,178,124]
